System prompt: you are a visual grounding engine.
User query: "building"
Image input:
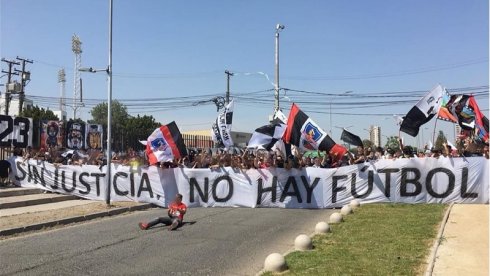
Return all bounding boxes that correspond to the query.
[53,110,68,121]
[369,125,381,147]
[0,93,33,116]
[182,130,252,148]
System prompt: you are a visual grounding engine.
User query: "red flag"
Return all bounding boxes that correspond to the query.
[146,121,187,165]
[284,103,345,153]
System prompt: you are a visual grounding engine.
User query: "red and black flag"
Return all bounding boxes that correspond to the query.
[146,121,188,165]
[283,103,346,156]
[444,95,488,143]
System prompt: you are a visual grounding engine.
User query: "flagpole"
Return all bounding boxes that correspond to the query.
[432,118,439,147]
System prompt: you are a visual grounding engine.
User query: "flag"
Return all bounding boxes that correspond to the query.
[437,89,458,123]
[274,110,288,124]
[247,119,286,150]
[146,121,187,165]
[247,110,288,150]
[340,129,363,147]
[211,100,234,149]
[400,84,444,137]
[85,124,103,150]
[464,96,488,143]
[445,95,488,143]
[283,103,347,157]
[393,115,404,126]
[66,121,86,150]
[41,120,64,149]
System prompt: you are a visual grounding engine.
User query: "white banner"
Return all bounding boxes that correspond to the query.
[0,115,32,148]
[211,100,234,149]
[9,157,489,208]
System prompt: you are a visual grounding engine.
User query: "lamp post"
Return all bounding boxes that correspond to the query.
[274,24,285,113]
[79,0,112,206]
[329,91,353,137]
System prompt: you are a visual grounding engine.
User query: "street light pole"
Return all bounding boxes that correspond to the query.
[82,0,113,206]
[106,0,113,206]
[274,24,284,113]
[225,70,233,104]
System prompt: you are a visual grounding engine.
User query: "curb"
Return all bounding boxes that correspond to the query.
[0,188,42,198]
[0,203,155,237]
[424,203,454,276]
[0,195,78,209]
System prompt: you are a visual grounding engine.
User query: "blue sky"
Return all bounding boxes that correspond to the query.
[1,0,488,147]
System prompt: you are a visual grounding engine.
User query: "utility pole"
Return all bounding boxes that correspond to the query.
[274,24,285,113]
[225,70,233,104]
[1,58,20,115]
[15,56,33,114]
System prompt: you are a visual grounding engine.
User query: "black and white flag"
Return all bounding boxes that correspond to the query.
[340,129,363,147]
[248,123,286,151]
[211,100,234,149]
[247,110,287,150]
[400,84,444,137]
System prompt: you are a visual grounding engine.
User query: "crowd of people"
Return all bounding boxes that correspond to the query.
[5,135,488,173]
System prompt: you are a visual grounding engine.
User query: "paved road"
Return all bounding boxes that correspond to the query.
[0,207,335,275]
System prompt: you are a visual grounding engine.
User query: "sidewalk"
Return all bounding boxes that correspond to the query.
[432,204,489,276]
[0,186,155,237]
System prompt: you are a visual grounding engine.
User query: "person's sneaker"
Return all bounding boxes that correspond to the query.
[168,220,179,231]
[138,222,148,230]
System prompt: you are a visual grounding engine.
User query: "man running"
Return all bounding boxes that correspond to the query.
[138,193,187,231]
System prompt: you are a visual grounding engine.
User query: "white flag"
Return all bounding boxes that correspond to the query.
[400,84,444,137]
[211,100,234,149]
[274,110,288,124]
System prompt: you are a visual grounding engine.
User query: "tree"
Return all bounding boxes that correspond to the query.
[385,136,400,152]
[362,139,373,149]
[435,130,447,151]
[20,105,59,121]
[89,100,129,127]
[123,115,161,150]
[89,100,129,151]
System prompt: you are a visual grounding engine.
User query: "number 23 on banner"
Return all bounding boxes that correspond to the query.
[0,115,31,148]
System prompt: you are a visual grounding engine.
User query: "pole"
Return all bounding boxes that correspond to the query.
[106,0,113,206]
[1,58,20,115]
[274,25,283,113]
[15,57,33,114]
[329,101,332,136]
[225,70,233,104]
[432,118,439,147]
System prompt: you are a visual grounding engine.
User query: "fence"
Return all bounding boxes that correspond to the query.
[182,134,214,149]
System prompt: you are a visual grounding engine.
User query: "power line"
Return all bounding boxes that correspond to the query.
[282,58,489,81]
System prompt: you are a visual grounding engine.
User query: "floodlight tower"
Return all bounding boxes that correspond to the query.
[72,34,82,120]
[58,68,66,113]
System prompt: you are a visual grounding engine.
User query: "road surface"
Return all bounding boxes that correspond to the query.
[1,207,335,275]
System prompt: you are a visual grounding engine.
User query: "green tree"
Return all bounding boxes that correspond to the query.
[89,100,129,127]
[435,130,447,151]
[20,105,59,121]
[362,139,373,149]
[123,115,161,150]
[89,100,129,151]
[385,136,401,151]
